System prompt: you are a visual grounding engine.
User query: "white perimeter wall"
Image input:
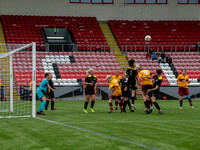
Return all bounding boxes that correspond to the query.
[0,0,199,21]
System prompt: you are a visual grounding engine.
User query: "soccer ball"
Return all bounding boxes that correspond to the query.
[145,35,151,42]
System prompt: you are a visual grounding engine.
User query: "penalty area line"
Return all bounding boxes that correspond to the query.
[36,117,160,150]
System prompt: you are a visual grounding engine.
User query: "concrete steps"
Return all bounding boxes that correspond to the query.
[0,22,20,100]
[99,22,130,68]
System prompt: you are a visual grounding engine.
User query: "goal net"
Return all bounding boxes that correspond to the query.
[0,43,36,118]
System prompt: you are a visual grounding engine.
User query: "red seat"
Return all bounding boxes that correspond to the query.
[2,15,108,51]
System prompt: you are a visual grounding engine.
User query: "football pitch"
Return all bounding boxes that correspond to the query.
[0,100,200,150]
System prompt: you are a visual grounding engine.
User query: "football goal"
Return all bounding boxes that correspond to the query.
[0,42,36,118]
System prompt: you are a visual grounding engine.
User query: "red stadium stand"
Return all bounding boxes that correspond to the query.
[58,52,121,86]
[108,20,200,51]
[1,15,108,51]
[13,51,122,87]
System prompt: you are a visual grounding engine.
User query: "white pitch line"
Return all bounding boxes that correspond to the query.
[36,117,160,150]
[59,120,200,124]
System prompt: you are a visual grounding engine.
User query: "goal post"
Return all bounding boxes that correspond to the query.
[32,42,36,117]
[0,42,36,118]
[9,54,13,112]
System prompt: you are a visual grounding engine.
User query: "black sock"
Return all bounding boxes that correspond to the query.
[84,102,88,109]
[123,101,127,111]
[131,97,135,104]
[154,102,161,111]
[188,99,192,106]
[180,100,183,107]
[51,101,54,109]
[127,100,131,109]
[91,101,95,108]
[45,100,49,109]
[145,101,150,109]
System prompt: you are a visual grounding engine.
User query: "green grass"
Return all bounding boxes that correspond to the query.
[0,100,200,150]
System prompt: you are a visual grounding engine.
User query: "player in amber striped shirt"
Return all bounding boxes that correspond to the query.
[106,75,123,113]
[112,70,122,110]
[176,69,193,110]
[138,68,153,113]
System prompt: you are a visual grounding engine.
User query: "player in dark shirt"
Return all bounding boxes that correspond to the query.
[124,59,138,109]
[147,69,163,115]
[83,68,97,114]
[120,73,134,112]
[45,73,57,110]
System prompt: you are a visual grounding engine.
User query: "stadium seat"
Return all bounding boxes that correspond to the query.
[1,15,108,51]
[108,20,200,51]
[13,51,120,87]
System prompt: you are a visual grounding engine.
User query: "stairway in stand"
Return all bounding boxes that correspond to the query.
[0,22,20,100]
[99,23,129,70]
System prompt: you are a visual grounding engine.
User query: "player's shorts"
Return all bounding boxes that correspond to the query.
[142,85,153,93]
[130,83,137,90]
[122,90,131,98]
[148,90,159,97]
[178,87,189,96]
[48,91,55,99]
[36,90,45,101]
[85,88,95,96]
[127,79,137,90]
[110,95,121,100]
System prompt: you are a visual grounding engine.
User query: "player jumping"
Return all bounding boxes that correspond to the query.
[36,72,51,115]
[124,59,138,109]
[137,67,152,113]
[83,68,97,113]
[176,69,194,109]
[106,75,123,113]
[112,70,122,110]
[120,72,134,112]
[146,69,163,115]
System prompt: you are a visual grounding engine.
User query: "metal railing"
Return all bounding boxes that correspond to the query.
[121,44,200,53]
[3,43,200,53]
[45,43,200,53]
[121,44,200,52]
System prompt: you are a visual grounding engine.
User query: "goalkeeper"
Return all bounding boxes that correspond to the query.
[36,72,51,115]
